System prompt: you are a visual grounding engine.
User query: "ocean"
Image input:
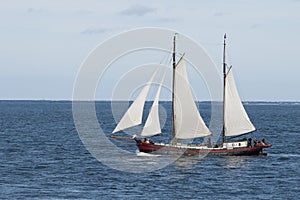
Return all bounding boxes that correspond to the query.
[0,101,299,199]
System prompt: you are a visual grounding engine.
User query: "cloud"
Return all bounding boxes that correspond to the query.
[120,4,156,16]
[250,24,260,30]
[81,27,110,35]
[214,12,231,17]
[27,8,43,13]
[74,9,93,15]
[155,17,177,23]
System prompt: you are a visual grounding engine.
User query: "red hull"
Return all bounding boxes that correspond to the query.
[136,141,272,156]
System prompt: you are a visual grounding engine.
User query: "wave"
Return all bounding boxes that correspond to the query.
[269,153,300,158]
[243,102,300,106]
[136,151,161,157]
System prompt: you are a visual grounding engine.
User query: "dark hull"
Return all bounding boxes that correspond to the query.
[136,142,272,156]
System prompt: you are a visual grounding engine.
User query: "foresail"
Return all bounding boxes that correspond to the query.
[224,67,256,136]
[174,58,211,139]
[112,69,158,134]
[141,74,165,137]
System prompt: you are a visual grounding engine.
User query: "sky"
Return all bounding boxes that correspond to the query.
[1,0,300,101]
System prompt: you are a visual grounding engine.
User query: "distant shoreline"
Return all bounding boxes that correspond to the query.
[0,100,299,103]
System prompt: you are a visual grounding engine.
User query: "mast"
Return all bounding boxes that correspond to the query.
[172,33,177,145]
[222,33,226,144]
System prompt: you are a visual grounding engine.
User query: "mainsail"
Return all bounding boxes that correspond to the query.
[112,69,158,133]
[224,67,256,136]
[174,58,211,139]
[141,75,165,137]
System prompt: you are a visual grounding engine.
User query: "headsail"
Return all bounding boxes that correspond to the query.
[112,69,158,133]
[141,74,165,137]
[174,58,211,139]
[224,67,256,136]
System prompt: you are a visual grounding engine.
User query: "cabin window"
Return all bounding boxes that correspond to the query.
[239,143,241,146]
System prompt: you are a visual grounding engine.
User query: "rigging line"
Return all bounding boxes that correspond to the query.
[177,52,185,57]
[226,129,257,140]
[163,48,173,65]
[159,47,173,65]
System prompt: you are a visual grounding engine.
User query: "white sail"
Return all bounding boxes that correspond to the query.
[141,75,165,137]
[174,58,211,139]
[224,67,256,136]
[112,69,158,133]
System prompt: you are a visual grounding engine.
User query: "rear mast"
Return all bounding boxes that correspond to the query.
[171,33,177,145]
[222,34,227,144]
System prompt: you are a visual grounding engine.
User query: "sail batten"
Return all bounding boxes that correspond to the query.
[141,75,165,137]
[224,67,256,137]
[112,69,158,134]
[174,58,211,139]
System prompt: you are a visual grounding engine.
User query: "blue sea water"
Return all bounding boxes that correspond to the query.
[0,101,299,199]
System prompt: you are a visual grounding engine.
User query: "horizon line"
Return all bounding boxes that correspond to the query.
[0,99,300,103]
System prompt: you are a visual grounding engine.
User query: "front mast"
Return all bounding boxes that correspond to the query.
[171,33,177,145]
[222,34,227,144]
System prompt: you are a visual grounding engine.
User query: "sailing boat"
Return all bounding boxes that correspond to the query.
[111,34,272,156]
